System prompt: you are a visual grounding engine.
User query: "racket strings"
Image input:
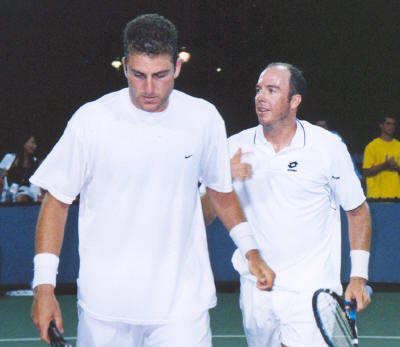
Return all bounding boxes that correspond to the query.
[318,293,354,346]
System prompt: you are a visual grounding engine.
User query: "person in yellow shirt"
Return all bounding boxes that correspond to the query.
[363,115,400,198]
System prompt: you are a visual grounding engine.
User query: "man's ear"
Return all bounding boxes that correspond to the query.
[174,58,183,79]
[290,94,302,110]
[122,57,128,78]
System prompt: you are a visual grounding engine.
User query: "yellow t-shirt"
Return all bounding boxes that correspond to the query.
[363,137,400,198]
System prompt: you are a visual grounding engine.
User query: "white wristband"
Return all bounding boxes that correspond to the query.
[350,250,369,280]
[229,222,259,257]
[32,253,59,289]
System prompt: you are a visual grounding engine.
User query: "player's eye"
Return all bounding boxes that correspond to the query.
[154,72,168,79]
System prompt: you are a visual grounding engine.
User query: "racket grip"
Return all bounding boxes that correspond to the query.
[349,300,357,321]
[347,285,373,321]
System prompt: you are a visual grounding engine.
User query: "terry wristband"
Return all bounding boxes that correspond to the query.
[350,250,369,280]
[229,222,259,257]
[32,253,59,289]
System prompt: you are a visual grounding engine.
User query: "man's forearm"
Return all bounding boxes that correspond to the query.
[346,201,371,280]
[35,193,70,255]
[206,188,246,231]
[363,163,387,177]
[200,191,217,226]
[346,201,371,251]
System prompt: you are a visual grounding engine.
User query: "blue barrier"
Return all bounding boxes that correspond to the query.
[0,203,399,286]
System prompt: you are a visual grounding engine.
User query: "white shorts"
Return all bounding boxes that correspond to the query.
[239,277,327,347]
[76,306,212,347]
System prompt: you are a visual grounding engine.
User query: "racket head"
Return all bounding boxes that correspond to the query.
[312,289,358,347]
[48,320,72,347]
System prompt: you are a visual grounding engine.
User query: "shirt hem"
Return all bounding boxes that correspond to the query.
[29,177,75,204]
[77,298,217,325]
[203,183,233,193]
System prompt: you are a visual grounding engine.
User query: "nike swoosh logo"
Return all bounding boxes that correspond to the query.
[185,155,193,159]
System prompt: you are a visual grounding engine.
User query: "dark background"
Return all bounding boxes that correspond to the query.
[1,0,399,158]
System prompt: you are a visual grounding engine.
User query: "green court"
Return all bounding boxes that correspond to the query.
[1,291,399,346]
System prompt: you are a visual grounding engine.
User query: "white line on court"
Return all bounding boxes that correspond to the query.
[212,335,400,340]
[1,335,400,342]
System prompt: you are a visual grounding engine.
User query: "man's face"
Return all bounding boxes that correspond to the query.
[255,66,295,127]
[123,53,182,112]
[380,117,396,137]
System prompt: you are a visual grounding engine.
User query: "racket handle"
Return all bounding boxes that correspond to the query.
[347,285,373,321]
[349,300,357,321]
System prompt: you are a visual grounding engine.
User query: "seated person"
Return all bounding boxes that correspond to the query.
[7,135,43,202]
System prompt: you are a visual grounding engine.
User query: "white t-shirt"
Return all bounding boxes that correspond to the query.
[30,88,232,323]
[230,120,365,294]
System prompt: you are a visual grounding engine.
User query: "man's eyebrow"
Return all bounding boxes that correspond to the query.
[129,69,170,75]
[256,84,281,89]
[130,68,144,74]
[153,69,170,75]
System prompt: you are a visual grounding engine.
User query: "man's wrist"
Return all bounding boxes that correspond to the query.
[229,222,259,257]
[350,250,369,280]
[32,253,59,289]
[245,249,261,260]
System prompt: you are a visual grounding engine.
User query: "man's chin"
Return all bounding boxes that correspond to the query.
[141,104,160,112]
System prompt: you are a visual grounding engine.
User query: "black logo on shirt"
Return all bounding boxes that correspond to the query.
[288,161,298,171]
[185,154,193,159]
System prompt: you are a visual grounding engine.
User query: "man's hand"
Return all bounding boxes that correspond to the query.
[246,250,275,290]
[345,277,371,312]
[231,148,252,180]
[31,284,63,344]
[384,155,400,171]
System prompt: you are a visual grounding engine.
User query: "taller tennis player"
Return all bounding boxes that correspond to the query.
[30,14,272,347]
[202,62,372,347]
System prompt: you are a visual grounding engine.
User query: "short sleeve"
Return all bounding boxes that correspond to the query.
[362,142,375,169]
[330,139,365,211]
[199,108,232,193]
[29,114,90,204]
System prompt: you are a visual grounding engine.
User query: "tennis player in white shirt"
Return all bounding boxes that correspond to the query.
[30,14,272,347]
[202,62,372,347]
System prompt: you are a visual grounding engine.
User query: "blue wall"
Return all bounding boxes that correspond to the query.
[0,203,399,286]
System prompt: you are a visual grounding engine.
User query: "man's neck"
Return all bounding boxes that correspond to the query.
[263,117,297,153]
[380,133,393,142]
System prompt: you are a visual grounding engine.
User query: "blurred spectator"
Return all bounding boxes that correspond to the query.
[314,117,362,179]
[0,175,4,199]
[315,118,343,141]
[7,135,43,202]
[363,115,400,199]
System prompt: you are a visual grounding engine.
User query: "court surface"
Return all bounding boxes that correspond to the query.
[1,291,399,346]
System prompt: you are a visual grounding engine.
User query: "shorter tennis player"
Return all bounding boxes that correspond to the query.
[202,62,372,347]
[30,14,272,347]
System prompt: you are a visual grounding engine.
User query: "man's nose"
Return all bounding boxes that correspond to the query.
[144,78,155,94]
[255,90,267,103]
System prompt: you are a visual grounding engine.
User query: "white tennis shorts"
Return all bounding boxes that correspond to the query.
[76,306,212,347]
[239,277,327,347]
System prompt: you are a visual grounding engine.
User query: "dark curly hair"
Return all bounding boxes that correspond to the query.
[123,14,178,63]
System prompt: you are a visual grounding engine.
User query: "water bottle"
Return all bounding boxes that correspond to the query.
[9,183,19,202]
[1,176,9,202]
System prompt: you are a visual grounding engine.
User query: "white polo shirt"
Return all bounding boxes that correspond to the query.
[230,120,365,294]
[30,88,232,323]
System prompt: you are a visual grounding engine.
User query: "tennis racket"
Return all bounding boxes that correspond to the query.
[48,320,72,347]
[312,286,372,347]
